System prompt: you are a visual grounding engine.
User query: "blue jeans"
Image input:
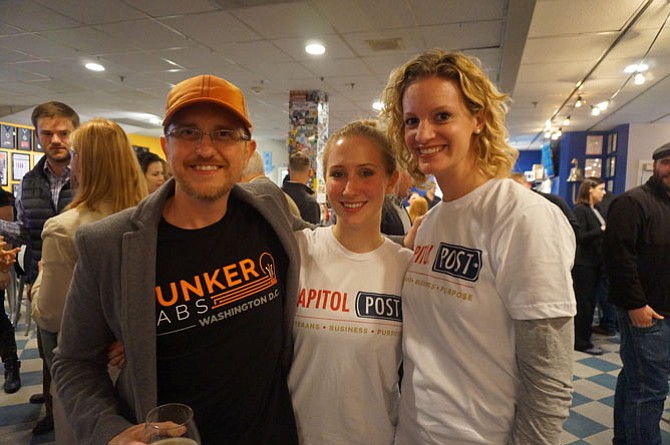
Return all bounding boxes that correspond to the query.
[613,308,670,445]
[596,274,617,332]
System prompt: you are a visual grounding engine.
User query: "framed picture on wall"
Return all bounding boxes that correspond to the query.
[1,125,15,149]
[33,153,43,166]
[607,134,613,154]
[11,183,19,197]
[586,135,603,155]
[0,151,7,186]
[34,131,42,152]
[12,153,30,181]
[17,128,32,151]
[637,160,653,185]
[611,132,617,153]
[609,157,616,177]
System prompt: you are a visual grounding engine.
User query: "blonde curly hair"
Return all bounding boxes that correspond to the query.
[379,49,518,182]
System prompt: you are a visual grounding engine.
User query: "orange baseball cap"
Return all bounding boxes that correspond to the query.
[162,75,252,131]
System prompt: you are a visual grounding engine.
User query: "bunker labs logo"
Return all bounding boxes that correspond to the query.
[432,242,482,282]
[156,252,279,330]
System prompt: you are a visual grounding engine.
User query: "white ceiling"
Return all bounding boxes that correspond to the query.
[1,0,670,150]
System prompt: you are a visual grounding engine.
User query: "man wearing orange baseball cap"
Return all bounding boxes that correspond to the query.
[53,75,305,445]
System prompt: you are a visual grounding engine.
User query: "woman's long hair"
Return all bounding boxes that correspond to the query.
[575,178,603,206]
[68,118,147,212]
[380,49,518,182]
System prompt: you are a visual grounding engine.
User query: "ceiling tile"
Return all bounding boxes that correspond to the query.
[0,34,82,59]
[522,34,615,64]
[529,0,641,37]
[152,46,228,71]
[0,0,80,32]
[273,34,354,60]
[342,28,426,56]
[0,22,23,37]
[95,19,193,51]
[102,52,179,73]
[216,41,292,66]
[232,3,334,39]
[126,0,221,17]
[310,0,412,33]
[301,57,374,78]
[421,21,502,50]
[160,11,261,47]
[244,61,315,84]
[0,65,49,82]
[410,0,503,25]
[33,0,146,25]
[0,46,36,64]
[38,26,139,54]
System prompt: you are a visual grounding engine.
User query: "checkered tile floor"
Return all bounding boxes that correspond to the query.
[2,310,670,445]
[0,315,54,445]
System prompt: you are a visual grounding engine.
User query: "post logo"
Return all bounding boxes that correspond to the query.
[432,242,482,282]
[355,292,402,322]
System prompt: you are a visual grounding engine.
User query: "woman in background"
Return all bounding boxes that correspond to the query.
[136,150,166,193]
[572,177,607,355]
[288,120,412,444]
[407,194,428,224]
[32,118,147,444]
[381,49,576,445]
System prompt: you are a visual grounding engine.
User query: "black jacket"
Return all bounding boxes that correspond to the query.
[603,176,670,313]
[20,156,73,282]
[281,181,320,224]
[573,204,605,268]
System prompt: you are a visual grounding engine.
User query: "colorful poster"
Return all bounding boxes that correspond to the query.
[288,90,328,194]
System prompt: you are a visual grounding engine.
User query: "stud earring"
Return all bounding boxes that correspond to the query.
[474,129,481,134]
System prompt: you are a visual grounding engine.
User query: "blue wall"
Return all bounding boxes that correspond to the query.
[513,150,541,173]
[554,125,629,206]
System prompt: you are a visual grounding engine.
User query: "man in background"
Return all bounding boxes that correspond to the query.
[604,142,670,445]
[0,180,20,395]
[242,150,301,218]
[0,101,79,434]
[381,169,412,236]
[282,152,320,224]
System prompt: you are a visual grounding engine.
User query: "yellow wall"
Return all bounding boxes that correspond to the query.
[0,121,40,193]
[127,133,165,158]
[0,120,164,194]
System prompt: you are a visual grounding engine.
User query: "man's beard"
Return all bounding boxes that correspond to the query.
[654,171,670,193]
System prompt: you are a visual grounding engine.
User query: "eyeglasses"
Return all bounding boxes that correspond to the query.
[166,127,250,145]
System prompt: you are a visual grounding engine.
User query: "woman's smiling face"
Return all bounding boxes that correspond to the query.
[402,76,482,183]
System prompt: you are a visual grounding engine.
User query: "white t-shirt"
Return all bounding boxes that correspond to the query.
[289,227,413,445]
[394,179,576,445]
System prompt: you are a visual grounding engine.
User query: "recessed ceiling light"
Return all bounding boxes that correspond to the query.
[85,62,105,72]
[305,42,325,55]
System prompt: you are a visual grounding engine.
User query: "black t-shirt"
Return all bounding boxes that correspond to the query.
[155,197,297,445]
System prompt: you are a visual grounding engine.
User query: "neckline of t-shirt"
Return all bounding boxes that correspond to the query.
[323,226,388,261]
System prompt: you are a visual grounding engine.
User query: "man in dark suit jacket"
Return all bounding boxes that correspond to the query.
[282,152,321,224]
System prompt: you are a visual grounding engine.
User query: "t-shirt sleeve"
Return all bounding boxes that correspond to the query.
[493,201,577,320]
